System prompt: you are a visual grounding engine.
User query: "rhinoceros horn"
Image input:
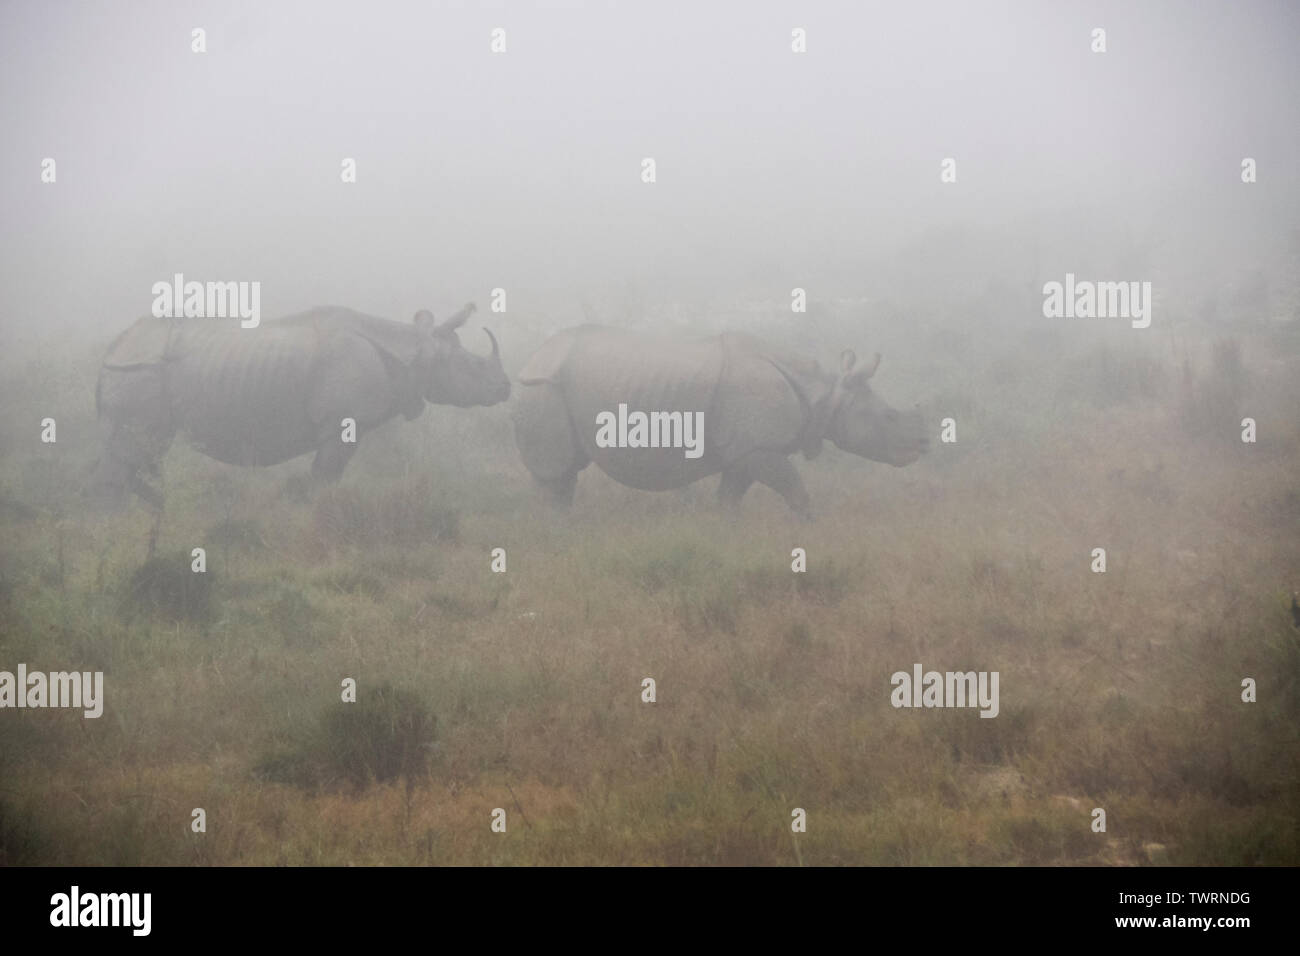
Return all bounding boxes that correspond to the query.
[483,327,501,361]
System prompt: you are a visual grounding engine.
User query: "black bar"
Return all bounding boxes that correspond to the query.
[0,866,1285,942]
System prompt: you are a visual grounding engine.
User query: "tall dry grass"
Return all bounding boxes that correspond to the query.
[0,305,1297,865]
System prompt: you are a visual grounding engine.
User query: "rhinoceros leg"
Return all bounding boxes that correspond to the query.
[717,467,755,513]
[95,419,172,511]
[310,439,358,482]
[725,450,813,520]
[538,468,582,509]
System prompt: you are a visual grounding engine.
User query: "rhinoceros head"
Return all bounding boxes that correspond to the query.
[826,350,928,466]
[412,304,511,407]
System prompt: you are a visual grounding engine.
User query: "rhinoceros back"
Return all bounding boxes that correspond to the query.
[172,319,328,464]
[100,315,326,466]
[515,324,834,501]
[527,326,728,491]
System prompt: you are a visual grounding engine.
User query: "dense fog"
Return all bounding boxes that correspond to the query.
[1,0,1298,874]
[2,0,1297,350]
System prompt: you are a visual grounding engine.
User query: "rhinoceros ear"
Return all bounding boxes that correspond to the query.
[435,302,476,334]
[845,352,882,387]
[840,349,857,374]
[413,310,438,336]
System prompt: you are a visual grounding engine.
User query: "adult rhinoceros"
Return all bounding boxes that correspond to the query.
[96,304,509,506]
[511,324,928,518]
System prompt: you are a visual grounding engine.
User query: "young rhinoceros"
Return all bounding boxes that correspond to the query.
[511,324,928,518]
[95,303,510,507]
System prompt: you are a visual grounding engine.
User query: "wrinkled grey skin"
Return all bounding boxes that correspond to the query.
[95,304,509,507]
[512,324,928,518]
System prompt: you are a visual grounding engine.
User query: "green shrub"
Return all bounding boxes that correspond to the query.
[119,551,214,623]
[255,682,437,793]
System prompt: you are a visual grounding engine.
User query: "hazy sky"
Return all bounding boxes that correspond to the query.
[2,0,1297,347]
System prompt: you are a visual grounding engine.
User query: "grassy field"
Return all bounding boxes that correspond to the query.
[1,300,1298,865]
